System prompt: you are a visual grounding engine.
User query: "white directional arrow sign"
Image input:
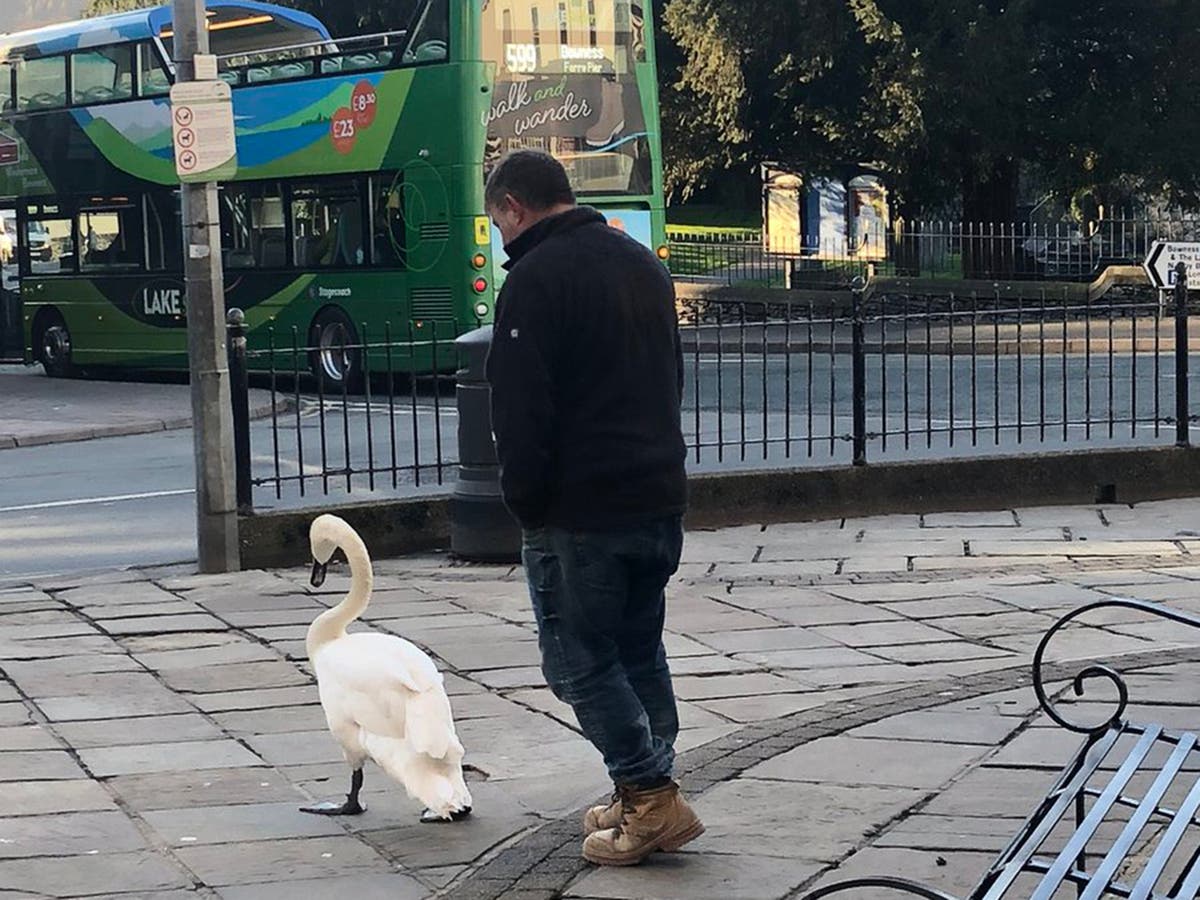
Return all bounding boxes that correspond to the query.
[1144,241,1200,290]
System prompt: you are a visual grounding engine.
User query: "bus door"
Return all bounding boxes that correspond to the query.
[0,205,20,361]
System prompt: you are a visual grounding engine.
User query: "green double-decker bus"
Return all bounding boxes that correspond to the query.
[479,0,668,273]
[0,0,666,383]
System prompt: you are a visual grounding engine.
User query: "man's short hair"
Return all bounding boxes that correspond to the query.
[485,150,576,212]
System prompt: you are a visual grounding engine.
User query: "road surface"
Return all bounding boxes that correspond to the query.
[1,351,1190,581]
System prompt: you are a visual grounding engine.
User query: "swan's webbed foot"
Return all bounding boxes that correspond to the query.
[420,805,472,824]
[301,768,366,816]
[301,797,367,815]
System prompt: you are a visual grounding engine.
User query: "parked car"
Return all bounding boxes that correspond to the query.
[0,213,52,263]
[26,218,52,262]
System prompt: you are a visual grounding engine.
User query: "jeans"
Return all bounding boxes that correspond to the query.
[522,516,683,788]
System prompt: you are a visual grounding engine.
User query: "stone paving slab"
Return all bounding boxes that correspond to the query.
[78,737,264,776]
[247,729,346,767]
[175,834,394,886]
[566,853,824,900]
[6,498,1200,897]
[216,873,431,900]
[16,669,167,699]
[847,709,1024,745]
[0,749,87,781]
[806,846,997,898]
[34,689,197,721]
[212,705,328,735]
[692,779,923,859]
[144,800,347,846]
[108,768,304,812]
[0,723,59,750]
[0,809,149,857]
[0,779,118,816]
[0,851,192,896]
[750,736,988,789]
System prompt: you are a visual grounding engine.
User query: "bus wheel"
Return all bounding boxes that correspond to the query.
[35,311,74,378]
[308,307,361,390]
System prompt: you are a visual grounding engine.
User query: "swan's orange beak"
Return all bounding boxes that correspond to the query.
[310,560,328,588]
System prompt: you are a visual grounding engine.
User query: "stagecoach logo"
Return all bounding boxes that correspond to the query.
[310,284,352,300]
[132,280,187,326]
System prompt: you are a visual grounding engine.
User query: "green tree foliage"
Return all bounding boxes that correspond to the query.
[82,0,151,14]
[661,0,1200,220]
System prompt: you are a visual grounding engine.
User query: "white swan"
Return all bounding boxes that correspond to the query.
[300,514,472,823]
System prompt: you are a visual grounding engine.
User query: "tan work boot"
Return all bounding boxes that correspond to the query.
[582,781,704,866]
[583,788,627,836]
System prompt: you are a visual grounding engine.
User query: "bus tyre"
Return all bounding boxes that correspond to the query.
[309,307,362,390]
[36,312,74,379]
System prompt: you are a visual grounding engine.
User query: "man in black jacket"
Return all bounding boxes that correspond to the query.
[485,150,703,866]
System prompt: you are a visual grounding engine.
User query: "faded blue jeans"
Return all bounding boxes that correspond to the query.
[522,517,683,788]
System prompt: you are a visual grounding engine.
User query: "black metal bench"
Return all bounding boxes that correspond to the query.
[801,598,1200,900]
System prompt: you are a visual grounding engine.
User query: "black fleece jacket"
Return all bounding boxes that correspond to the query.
[485,207,687,531]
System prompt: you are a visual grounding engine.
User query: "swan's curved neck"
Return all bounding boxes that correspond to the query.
[307,528,373,656]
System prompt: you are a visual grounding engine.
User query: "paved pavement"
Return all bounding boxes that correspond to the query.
[0,365,282,449]
[5,499,1200,898]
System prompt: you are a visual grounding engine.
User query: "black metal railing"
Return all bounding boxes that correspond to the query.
[677,276,1191,471]
[228,316,468,513]
[668,216,1197,286]
[228,265,1195,512]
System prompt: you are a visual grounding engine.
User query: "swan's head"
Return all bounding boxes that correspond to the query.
[309,513,352,587]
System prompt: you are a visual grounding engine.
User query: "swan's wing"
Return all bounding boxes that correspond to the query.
[404,683,458,760]
[315,633,454,751]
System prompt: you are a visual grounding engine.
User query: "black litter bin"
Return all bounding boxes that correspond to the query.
[450,326,521,562]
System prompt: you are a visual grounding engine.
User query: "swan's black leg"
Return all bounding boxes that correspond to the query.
[300,768,367,815]
[345,768,366,813]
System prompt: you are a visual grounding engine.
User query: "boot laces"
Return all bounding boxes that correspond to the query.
[612,786,637,837]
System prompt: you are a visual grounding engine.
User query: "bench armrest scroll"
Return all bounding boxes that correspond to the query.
[799,877,962,900]
[1033,598,1200,734]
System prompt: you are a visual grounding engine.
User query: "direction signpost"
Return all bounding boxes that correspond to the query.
[172,0,240,573]
[1144,241,1200,290]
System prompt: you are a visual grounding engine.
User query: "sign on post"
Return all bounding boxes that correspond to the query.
[169,80,237,183]
[1144,241,1200,290]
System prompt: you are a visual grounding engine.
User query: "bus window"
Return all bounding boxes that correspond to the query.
[406,0,449,63]
[145,192,182,271]
[371,175,406,268]
[25,211,73,275]
[16,56,67,111]
[72,46,134,105]
[482,0,653,195]
[161,5,328,62]
[290,181,366,268]
[0,64,12,113]
[138,44,171,97]
[220,182,285,269]
[79,204,141,270]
